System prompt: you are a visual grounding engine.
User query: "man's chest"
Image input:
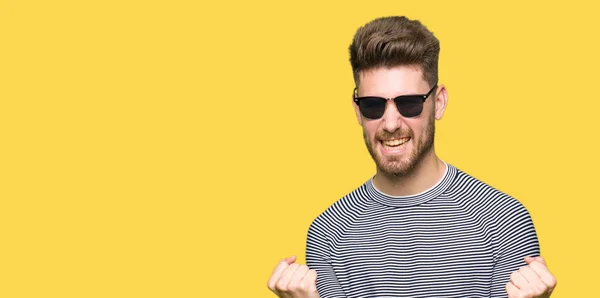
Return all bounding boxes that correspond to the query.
[328,209,495,296]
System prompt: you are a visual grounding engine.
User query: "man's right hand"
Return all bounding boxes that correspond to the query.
[267,256,320,298]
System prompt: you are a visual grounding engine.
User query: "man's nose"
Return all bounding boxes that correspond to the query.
[381,100,403,133]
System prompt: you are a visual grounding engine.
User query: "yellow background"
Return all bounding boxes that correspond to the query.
[1,0,598,297]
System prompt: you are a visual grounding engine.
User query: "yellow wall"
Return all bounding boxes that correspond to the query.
[1,0,597,296]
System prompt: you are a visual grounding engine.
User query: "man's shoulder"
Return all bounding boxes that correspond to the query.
[449,165,531,215]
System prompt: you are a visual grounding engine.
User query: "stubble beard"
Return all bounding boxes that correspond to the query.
[363,113,435,178]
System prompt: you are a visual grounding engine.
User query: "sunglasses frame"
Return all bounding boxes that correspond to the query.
[353,83,438,119]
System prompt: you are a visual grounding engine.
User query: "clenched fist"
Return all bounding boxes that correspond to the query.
[267,256,320,298]
[506,256,557,298]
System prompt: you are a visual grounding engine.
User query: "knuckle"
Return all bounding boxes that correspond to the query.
[275,280,288,291]
[534,284,546,294]
[288,283,299,292]
[524,287,535,295]
[298,282,309,291]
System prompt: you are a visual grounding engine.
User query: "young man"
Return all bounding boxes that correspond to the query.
[268,16,557,297]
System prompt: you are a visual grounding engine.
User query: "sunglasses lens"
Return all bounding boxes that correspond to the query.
[358,98,386,119]
[395,97,423,117]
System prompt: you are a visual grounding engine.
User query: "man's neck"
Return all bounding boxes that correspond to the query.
[373,151,446,197]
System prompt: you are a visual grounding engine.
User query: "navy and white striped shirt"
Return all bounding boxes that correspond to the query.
[306,163,539,297]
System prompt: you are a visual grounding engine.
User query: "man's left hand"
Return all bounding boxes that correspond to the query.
[506,256,557,298]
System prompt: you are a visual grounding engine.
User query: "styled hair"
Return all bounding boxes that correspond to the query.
[349,16,440,88]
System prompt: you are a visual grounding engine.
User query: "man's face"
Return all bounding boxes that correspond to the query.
[355,66,441,177]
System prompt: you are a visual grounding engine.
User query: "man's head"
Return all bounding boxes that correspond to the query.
[349,16,448,177]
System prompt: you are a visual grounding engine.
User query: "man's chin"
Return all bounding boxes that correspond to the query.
[376,159,413,177]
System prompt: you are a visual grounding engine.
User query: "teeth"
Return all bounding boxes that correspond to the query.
[382,138,409,147]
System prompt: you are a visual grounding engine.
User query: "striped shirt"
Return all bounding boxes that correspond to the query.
[306,163,539,297]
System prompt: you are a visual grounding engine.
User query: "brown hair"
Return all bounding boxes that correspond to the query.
[349,16,440,88]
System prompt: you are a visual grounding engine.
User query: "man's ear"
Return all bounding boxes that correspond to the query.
[433,84,448,120]
[353,89,363,125]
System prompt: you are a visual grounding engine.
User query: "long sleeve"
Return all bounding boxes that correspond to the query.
[490,199,540,297]
[306,218,346,298]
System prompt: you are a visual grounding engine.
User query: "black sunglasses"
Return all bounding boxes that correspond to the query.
[353,83,437,119]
